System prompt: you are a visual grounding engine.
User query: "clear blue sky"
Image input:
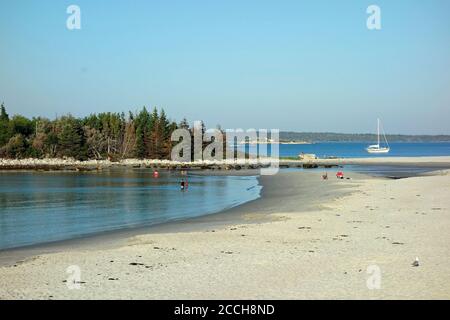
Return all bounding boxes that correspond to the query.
[1,0,449,134]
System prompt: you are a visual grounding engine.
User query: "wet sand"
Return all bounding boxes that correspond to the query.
[1,168,449,299]
[284,156,450,167]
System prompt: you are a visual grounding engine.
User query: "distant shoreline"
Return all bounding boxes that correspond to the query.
[279,132,450,143]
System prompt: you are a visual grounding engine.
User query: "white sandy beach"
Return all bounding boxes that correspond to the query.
[0,168,449,300]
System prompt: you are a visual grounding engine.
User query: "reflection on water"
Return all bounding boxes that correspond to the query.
[0,170,261,250]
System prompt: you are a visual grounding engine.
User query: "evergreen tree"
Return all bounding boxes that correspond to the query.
[135,126,145,159]
[159,109,170,138]
[179,118,189,129]
[157,109,171,158]
[147,108,159,158]
[57,116,85,159]
[134,107,150,157]
[0,103,11,146]
[0,103,9,121]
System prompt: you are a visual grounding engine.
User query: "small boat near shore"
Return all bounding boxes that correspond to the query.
[366,118,390,154]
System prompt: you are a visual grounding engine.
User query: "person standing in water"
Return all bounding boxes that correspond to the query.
[180,180,185,191]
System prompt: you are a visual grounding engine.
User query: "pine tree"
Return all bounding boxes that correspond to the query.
[0,103,9,122]
[147,108,159,158]
[134,107,151,158]
[135,126,145,159]
[57,116,85,159]
[158,109,171,158]
[179,118,189,129]
[0,103,11,146]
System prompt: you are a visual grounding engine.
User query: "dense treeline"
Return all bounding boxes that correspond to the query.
[0,103,183,160]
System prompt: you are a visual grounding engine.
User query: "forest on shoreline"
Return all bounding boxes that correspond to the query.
[0,103,189,160]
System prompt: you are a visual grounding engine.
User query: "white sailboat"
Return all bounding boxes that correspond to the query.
[366,118,390,154]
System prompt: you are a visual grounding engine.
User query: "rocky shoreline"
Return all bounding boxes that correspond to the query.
[0,158,112,171]
[0,158,280,172]
[2,156,449,172]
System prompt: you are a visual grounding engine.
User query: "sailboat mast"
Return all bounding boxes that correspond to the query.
[377,118,380,146]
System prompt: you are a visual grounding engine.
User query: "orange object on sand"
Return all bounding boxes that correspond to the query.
[336,171,344,179]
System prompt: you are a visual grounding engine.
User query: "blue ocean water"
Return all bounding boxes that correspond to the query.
[242,142,450,177]
[0,170,261,250]
[277,142,450,158]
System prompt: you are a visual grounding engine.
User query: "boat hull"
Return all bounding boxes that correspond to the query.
[366,147,390,154]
